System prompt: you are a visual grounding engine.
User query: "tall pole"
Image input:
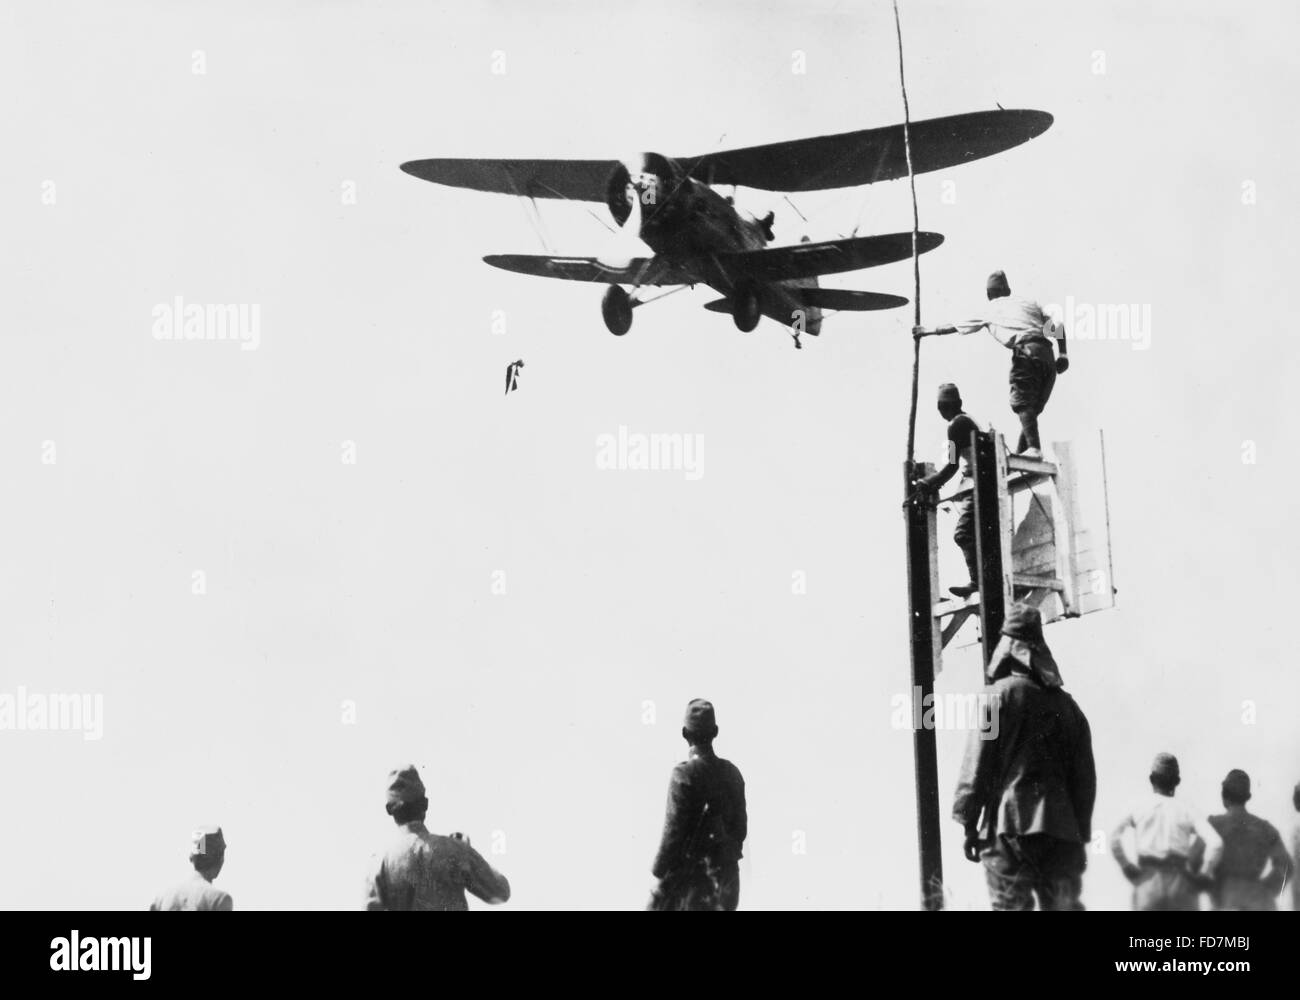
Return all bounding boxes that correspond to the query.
[895,0,923,469]
[904,468,945,911]
[894,0,943,911]
[973,431,1007,659]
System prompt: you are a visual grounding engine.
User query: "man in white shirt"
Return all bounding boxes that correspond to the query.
[1109,753,1222,911]
[914,270,1068,459]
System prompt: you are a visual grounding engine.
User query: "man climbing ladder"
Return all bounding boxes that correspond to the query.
[907,383,984,598]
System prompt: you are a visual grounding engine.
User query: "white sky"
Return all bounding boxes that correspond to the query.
[2,0,1297,910]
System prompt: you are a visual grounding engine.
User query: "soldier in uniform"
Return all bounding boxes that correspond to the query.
[364,764,511,911]
[914,270,1068,459]
[1108,752,1222,911]
[1207,769,1292,911]
[953,604,1096,910]
[149,825,233,911]
[648,699,747,911]
[1292,782,1300,912]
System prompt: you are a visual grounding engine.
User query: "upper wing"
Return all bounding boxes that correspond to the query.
[717,231,943,283]
[400,109,1051,199]
[400,158,616,200]
[681,109,1053,192]
[483,254,699,286]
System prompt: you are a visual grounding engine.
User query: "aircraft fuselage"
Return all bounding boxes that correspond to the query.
[610,153,822,335]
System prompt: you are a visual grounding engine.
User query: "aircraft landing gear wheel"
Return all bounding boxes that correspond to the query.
[732,282,760,332]
[602,285,633,336]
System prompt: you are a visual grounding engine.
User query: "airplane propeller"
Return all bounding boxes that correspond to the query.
[595,168,651,274]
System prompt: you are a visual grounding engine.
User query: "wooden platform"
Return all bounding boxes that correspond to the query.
[926,430,1116,663]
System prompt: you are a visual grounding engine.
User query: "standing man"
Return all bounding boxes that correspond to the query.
[150,825,233,911]
[914,270,1067,459]
[1207,769,1292,911]
[907,382,984,597]
[953,603,1096,910]
[649,699,747,911]
[1108,753,1223,911]
[364,764,511,911]
[1292,782,1300,911]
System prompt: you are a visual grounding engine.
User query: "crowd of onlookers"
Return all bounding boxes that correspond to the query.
[144,608,1295,912]
[953,602,1295,911]
[1107,759,1295,911]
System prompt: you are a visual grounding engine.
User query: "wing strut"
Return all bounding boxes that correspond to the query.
[502,166,552,252]
[632,285,688,308]
[532,180,619,236]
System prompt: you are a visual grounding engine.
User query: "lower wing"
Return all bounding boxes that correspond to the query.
[716,232,942,283]
[484,232,941,288]
[482,254,698,286]
[704,288,909,312]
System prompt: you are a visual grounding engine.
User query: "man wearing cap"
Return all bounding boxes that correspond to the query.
[364,765,511,911]
[907,382,985,597]
[649,699,747,911]
[149,825,233,911]
[913,270,1067,459]
[1108,753,1223,911]
[953,603,1096,910]
[1206,769,1292,911]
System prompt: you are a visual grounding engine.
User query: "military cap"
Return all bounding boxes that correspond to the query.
[683,699,717,736]
[189,824,226,860]
[386,765,427,807]
[990,603,1062,688]
[1222,769,1251,803]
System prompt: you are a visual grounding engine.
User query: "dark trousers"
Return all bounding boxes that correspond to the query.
[717,863,740,912]
[648,861,740,912]
[1009,340,1056,452]
[982,833,1086,911]
[953,495,978,586]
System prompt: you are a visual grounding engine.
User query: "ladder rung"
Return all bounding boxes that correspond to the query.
[939,464,1057,505]
[1012,573,1065,592]
[932,594,980,618]
[1006,455,1058,476]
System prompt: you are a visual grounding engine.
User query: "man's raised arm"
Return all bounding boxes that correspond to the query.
[461,842,511,905]
[914,318,988,339]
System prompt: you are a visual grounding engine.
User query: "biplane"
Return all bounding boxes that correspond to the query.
[400,109,1051,347]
